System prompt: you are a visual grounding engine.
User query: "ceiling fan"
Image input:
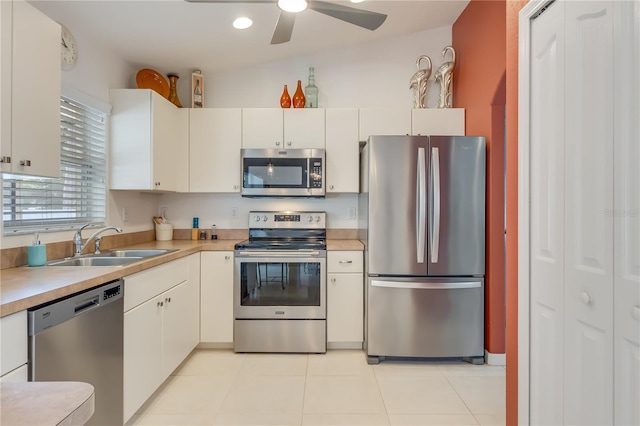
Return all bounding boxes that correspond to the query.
[184,0,388,44]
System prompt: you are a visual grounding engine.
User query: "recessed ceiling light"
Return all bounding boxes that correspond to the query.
[277,0,307,13]
[233,17,253,29]
[350,0,365,3]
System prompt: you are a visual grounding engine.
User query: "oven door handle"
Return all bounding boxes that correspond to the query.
[236,250,324,258]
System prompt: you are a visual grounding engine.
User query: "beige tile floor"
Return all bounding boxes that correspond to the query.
[127,349,505,426]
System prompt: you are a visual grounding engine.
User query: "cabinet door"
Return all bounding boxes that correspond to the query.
[174,108,190,192]
[283,108,325,148]
[0,310,27,377]
[152,90,179,191]
[325,109,358,193]
[359,108,411,141]
[200,252,234,343]
[162,278,199,378]
[9,0,61,177]
[411,109,465,136]
[327,273,363,344]
[123,296,163,423]
[1,0,13,173]
[242,108,283,148]
[190,108,242,192]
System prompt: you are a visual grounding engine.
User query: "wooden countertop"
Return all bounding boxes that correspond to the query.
[0,239,363,318]
[0,381,94,425]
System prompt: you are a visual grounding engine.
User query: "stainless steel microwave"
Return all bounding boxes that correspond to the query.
[241,148,325,197]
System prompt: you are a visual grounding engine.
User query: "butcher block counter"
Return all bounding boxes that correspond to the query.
[0,239,363,318]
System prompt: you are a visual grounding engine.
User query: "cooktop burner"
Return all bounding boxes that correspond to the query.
[235,211,326,251]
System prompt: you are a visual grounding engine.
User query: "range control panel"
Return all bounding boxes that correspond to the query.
[248,211,326,229]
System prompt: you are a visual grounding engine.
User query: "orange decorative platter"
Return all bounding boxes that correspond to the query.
[136,68,170,99]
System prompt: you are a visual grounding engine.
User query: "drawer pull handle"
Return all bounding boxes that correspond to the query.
[339,260,353,264]
[580,292,592,305]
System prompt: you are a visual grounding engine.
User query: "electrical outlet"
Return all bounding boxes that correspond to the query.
[122,206,129,222]
[348,207,356,219]
[232,207,238,219]
[160,206,168,219]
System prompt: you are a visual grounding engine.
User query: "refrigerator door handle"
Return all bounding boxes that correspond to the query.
[417,147,426,263]
[431,147,441,263]
[371,280,482,290]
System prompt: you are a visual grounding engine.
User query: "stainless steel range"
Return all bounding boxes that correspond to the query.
[234,211,327,353]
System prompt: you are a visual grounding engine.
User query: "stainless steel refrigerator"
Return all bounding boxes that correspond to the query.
[359,135,486,364]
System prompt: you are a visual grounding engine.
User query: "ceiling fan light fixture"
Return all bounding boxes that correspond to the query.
[277,0,307,13]
[350,0,365,3]
[233,17,253,29]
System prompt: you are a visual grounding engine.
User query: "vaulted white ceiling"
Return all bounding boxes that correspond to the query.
[32,0,469,73]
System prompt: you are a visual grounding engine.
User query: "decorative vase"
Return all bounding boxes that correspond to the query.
[304,67,318,108]
[280,85,291,108]
[293,80,305,108]
[167,74,182,108]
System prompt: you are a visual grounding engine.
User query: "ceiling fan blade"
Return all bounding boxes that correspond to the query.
[184,0,274,3]
[271,11,296,44]
[309,0,387,31]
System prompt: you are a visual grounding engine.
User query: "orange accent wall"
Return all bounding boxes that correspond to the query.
[452,0,506,356]
[505,1,528,425]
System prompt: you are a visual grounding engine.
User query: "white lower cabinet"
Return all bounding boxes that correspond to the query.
[0,310,27,382]
[327,251,364,347]
[200,251,234,344]
[123,254,199,423]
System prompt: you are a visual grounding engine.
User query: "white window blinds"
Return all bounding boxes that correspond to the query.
[2,95,107,234]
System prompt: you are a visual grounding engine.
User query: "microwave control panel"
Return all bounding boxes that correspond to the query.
[311,158,323,188]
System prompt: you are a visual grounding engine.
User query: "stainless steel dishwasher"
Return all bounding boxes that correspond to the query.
[28,279,124,426]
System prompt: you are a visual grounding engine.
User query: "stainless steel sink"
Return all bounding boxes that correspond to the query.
[100,249,176,258]
[48,257,143,267]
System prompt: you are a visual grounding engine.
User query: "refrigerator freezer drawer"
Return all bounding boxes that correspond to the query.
[366,277,484,359]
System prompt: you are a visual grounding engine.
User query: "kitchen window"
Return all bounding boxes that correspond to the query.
[2,94,108,234]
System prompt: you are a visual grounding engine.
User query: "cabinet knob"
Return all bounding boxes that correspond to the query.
[275,141,280,146]
[329,185,334,190]
[287,141,292,146]
[632,306,640,321]
[331,278,336,283]
[225,255,230,260]
[155,182,161,187]
[580,291,592,305]
[0,156,11,164]
[158,301,164,307]
[165,297,171,303]
[233,185,239,190]
[19,160,31,166]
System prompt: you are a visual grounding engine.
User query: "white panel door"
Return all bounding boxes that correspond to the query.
[529,2,565,424]
[325,108,359,193]
[613,1,640,424]
[563,2,615,425]
[162,279,199,379]
[200,252,234,343]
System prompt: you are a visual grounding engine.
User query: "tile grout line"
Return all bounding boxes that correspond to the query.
[371,364,393,424]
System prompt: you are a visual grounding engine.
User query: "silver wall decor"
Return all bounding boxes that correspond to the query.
[434,46,456,108]
[409,55,432,109]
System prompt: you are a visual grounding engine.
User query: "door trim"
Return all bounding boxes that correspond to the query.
[518,1,555,424]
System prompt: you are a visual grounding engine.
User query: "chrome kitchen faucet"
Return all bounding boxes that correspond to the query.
[73,224,122,256]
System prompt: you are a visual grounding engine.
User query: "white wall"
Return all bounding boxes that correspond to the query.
[201,26,451,110]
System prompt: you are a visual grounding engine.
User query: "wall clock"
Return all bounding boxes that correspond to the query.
[60,24,78,71]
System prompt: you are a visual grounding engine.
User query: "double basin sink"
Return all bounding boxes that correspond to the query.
[47,249,177,267]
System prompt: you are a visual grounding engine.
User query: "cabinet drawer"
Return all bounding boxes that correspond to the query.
[327,251,363,273]
[124,257,189,311]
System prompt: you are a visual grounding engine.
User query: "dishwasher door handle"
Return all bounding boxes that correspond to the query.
[74,295,100,315]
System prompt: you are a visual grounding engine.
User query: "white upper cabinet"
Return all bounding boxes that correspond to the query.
[325,108,359,193]
[359,108,411,141]
[110,89,188,192]
[283,108,325,148]
[411,108,465,136]
[242,108,325,149]
[189,108,241,193]
[0,0,61,177]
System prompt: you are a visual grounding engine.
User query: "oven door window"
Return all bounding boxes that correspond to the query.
[240,262,321,307]
[243,158,308,189]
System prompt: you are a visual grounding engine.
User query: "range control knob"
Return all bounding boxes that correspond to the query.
[315,215,321,222]
[254,216,261,222]
[262,215,268,222]
[307,216,313,222]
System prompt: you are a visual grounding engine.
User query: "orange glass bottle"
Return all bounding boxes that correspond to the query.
[280,85,291,108]
[292,80,305,108]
